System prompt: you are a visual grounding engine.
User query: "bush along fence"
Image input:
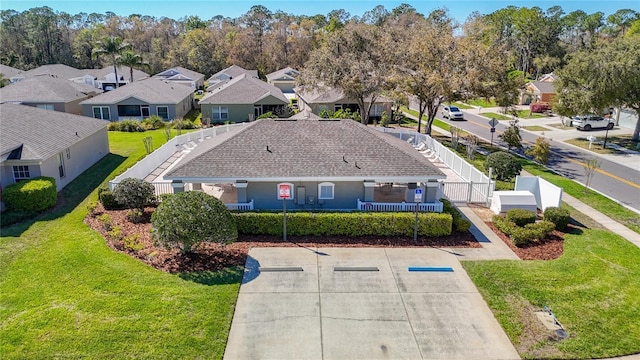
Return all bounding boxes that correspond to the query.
[233,212,453,237]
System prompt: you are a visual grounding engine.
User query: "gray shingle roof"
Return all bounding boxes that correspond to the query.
[165,119,445,181]
[208,65,258,82]
[266,67,299,82]
[529,81,556,94]
[86,66,149,82]
[22,64,88,80]
[153,66,204,81]
[0,103,109,161]
[0,64,24,78]
[199,74,288,105]
[80,78,193,105]
[0,76,102,103]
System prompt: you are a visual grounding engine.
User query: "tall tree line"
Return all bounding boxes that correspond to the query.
[1,5,637,79]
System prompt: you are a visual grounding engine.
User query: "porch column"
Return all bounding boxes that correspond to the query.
[363,181,375,202]
[235,181,248,203]
[425,181,440,202]
[171,180,184,194]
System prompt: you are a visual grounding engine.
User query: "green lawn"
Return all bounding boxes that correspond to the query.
[467,98,497,108]
[480,112,511,120]
[522,125,549,131]
[452,102,474,109]
[0,129,242,359]
[463,228,640,359]
[401,107,460,133]
[516,110,546,119]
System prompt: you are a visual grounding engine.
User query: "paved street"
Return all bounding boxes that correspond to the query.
[423,107,640,213]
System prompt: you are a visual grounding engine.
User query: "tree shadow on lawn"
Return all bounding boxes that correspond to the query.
[0,153,126,237]
[178,266,245,286]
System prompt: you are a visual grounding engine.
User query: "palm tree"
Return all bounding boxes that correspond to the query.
[93,36,130,88]
[117,50,149,83]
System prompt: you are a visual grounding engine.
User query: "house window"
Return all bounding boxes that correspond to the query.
[12,165,30,181]
[212,106,228,121]
[35,104,55,111]
[318,182,334,200]
[93,106,110,120]
[370,104,384,117]
[58,152,66,178]
[157,106,169,120]
[334,104,343,112]
[118,105,150,118]
[66,148,71,159]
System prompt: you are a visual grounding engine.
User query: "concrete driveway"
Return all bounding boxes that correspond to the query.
[224,247,519,360]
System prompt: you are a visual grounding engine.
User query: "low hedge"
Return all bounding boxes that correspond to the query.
[233,211,453,237]
[2,176,57,212]
[506,208,537,227]
[543,207,570,230]
[510,221,555,247]
[441,199,471,232]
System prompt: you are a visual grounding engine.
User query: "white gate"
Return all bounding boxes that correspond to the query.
[440,181,493,204]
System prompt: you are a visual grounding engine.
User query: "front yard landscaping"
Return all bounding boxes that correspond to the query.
[522,125,549,131]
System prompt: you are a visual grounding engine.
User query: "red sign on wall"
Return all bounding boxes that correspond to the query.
[278,183,291,199]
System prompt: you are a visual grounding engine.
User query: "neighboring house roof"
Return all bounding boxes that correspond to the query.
[86,66,149,82]
[0,103,109,161]
[208,65,258,82]
[528,81,556,94]
[200,74,288,105]
[297,86,391,105]
[80,78,193,105]
[21,64,88,80]
[539,73,558,82]
[266,67,299,82]
[0,76,102,103]
[0,64,23,78]
[153,66,204,82]
[165,118,446,181]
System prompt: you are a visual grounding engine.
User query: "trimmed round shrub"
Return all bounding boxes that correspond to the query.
[112,178,156,210]
[506,208,537,227]
[151,191,237,253]
[543,207,570,231]
[492,215,517,236]
[2,176,57,212]
[98,187,123,210]
[484,151,522,181]
[511,220,555,247]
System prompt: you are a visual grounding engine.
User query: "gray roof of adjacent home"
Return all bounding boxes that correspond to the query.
[208,65,258,82]
[153,66,204,81]
[199,74,288,105]
[266,67,299,82]
[0,76,102,103]
[0,64,24,78]
[21,64,88,80]
[80,78,193,105]
[165,118,446,181]
[297,86,391,104]
[528,81,556,94]
[0,103,109,161]
[86,66,149,82]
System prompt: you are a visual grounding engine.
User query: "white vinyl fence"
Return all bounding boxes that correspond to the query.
[378,128,494,204]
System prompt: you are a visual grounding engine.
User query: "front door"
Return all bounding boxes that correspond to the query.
[254,105,262,118]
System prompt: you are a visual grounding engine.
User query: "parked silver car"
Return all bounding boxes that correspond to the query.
[442,105,464,120]
[572,115,614,131]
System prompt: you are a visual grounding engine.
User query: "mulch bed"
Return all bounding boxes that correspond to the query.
[84,204,480,273]
[485,221,566,260]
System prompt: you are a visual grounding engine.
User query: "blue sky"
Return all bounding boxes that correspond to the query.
[2,1,638,23]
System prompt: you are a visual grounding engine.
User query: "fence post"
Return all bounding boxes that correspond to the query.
[468,181,473,202]
[486,168,493,206]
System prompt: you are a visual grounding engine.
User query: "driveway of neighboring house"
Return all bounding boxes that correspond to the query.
[224,247,519,360]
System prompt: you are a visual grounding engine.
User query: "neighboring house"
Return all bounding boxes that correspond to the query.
[207,65,258,88]
[80,78,194,121]
[0,75,103,115]
[520,81,557,104]
[0,103,110,193]
[0,64,24,84]
[199,74,288,123]
[539,73,559,82]
[296,86,392,122]
[266,67,299,93]
[86,66,149,91]
[18,64,88,83]
[153,66,204,90]
[164,118,445,210]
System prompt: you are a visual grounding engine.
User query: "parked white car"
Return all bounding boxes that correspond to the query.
[442,105,464,121]
[572,115,614,131]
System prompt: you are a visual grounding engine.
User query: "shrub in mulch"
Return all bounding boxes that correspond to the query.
[486,221,567,260]
[85,203,480,273]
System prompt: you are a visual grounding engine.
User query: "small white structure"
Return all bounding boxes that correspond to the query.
[515,176,562,211]
[490,191,538,215]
